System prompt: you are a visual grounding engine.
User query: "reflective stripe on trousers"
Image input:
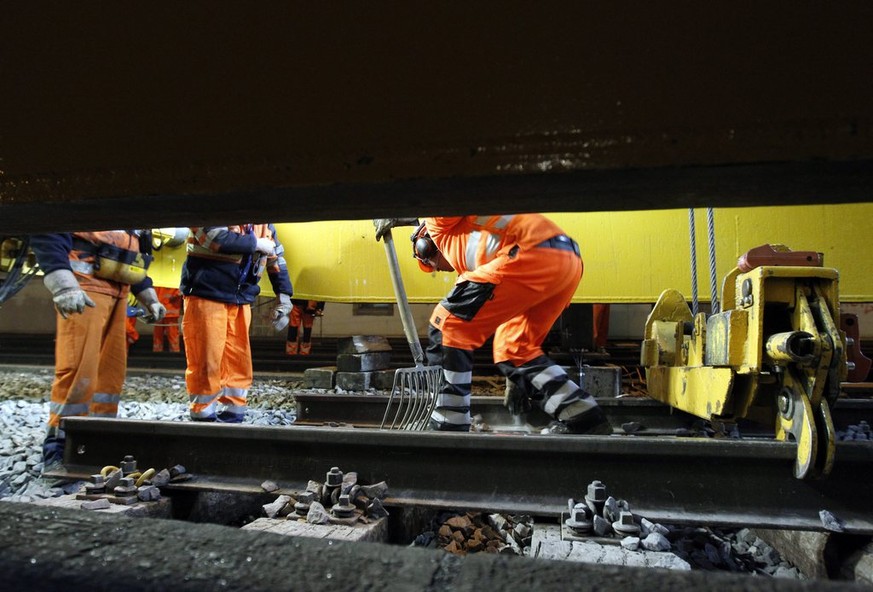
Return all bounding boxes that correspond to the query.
[188,387,248,422]
[426,326,472,430]
[497,354,595,419]
[189,393,219,421]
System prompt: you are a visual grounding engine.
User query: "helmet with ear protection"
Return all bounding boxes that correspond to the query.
[410,222,455,272]
[410,222,438,271]
[411,222,438,271]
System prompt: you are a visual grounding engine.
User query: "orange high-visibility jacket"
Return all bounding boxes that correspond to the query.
[423,215,567,284]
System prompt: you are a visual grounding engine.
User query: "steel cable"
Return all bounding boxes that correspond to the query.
[706,208,720,314]
[688,209,699,315]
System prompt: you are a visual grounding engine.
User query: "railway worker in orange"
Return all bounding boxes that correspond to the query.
[285,300,325,355]
[180,225,293,423]
[151,286,183,353]
[374,215,611,434]
[30,231,166,468]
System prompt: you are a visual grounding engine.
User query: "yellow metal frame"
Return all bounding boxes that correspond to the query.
[643,264,847,479]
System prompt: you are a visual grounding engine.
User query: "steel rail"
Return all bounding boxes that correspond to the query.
[58,417,873,534]
[296,394,705,434]
[295,393,873,436]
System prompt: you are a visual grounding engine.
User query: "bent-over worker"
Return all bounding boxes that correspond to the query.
[374,215,610,435]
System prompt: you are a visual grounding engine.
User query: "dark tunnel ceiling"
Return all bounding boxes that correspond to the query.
[2,3,872,232]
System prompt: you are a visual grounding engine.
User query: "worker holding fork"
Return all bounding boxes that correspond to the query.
[374,215,611,435]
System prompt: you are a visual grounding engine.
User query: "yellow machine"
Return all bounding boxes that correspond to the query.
[642,245,848,479]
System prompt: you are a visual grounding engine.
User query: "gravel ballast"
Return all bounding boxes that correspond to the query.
[0,367,302,503]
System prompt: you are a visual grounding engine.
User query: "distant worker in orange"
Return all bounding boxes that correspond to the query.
[285,300,325,356]
[593,304,610,350]
[31,231,165,468]
[180,224,293,423]
[152,286,183,353]
[125,296,142,352]
[374,215,610,435]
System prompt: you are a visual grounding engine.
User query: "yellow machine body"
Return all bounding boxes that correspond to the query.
[642,264,847,479]
[142,205,873,303]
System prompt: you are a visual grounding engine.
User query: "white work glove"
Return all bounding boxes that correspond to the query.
[135,288,167,324]
[43,269,95,319]
[271,294,293,331]
[373,218,419,241]
[255,237,276,256]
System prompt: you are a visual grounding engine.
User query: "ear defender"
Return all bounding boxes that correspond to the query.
[411,222,438,271]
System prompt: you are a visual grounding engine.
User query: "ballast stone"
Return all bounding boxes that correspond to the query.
[303,367,336,389]
[336,352,392,373]
[336,372,374,391]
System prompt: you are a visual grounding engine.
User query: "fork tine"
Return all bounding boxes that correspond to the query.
[379,370,400,429]
[384,369,410,430]
[393,372,413,429]
[407,372,426,430]
[381,365,444,430]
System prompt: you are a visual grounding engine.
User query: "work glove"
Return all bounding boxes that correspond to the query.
[43,269,95,319]
[255,237,276,256]
[271,294,293,331]
[135,288,167,324]
[503,378,532,416]
[373,218,420,241]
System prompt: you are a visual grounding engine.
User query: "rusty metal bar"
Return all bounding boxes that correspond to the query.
[58,417,873,534]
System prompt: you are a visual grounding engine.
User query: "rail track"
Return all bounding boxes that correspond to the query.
[51,410,873,535]
[11,331,873,533]
[6,332,873,586]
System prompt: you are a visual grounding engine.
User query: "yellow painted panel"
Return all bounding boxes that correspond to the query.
[148,246,187,291]
[147,204,873,302]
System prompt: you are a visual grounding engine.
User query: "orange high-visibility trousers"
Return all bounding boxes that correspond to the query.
[593,303,610,349]
[430,246,582,365]
[125,315,139,351]
[285,303,317,355]
[182,296,252,422]
[49,291,127,430]
[153,317,181,352]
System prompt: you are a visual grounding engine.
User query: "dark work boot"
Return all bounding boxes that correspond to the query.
[217,410,245,423]
[428,419,471,432]
[554,401,613,435]
[42,435,66,472]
